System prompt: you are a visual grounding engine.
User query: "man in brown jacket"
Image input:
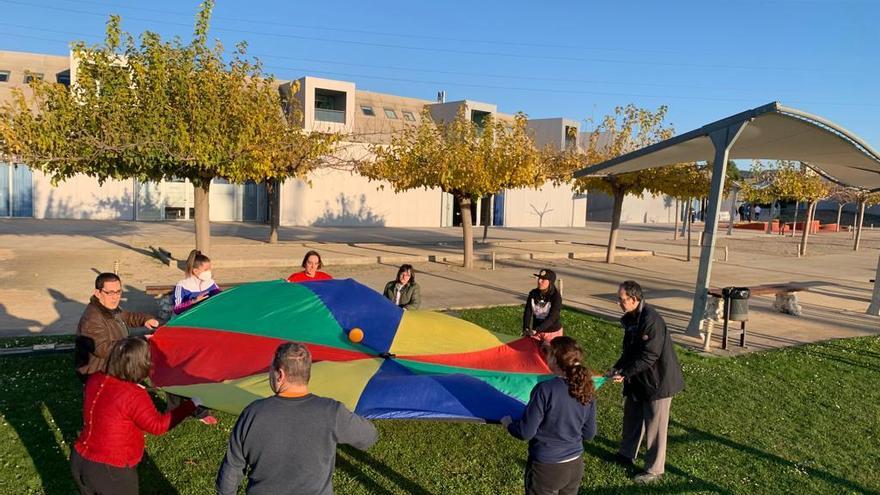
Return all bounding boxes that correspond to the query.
[74,273,159,381]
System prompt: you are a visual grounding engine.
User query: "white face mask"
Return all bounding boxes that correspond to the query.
[197,270,213,282]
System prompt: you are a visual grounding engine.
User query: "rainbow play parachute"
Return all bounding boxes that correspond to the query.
[149,279,565,422]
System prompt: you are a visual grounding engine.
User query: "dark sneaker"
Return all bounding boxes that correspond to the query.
[610,453,634,466]
[633,472,662,484]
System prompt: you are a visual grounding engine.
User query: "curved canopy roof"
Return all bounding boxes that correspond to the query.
[575,102,880,192]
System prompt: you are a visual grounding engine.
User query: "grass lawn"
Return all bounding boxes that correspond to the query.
[1,306,878,494]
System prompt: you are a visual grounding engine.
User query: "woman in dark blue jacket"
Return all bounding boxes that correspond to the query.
[501,336,597,495]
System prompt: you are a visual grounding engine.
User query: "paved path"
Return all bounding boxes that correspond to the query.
[0,218,877,355]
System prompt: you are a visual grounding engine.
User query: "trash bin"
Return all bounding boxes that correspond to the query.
[722,287,750,321]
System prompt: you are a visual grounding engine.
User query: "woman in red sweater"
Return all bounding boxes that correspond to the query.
[70,336,197,494]
[287,250,333,282]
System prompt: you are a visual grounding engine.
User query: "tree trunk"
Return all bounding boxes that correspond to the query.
[791,201,799,237]
[854,200,866,251]
[836,203,844,232]
[193,181,211,255]
[673,198,680,240]
[606,189,625,264]
[267,179,280,244]
[799,200,815,256]
[458,194,475,269]
[686,201,693,262]
[680,199,688,238]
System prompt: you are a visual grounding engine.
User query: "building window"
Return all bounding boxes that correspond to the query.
[24,73,44,84]
[361,105,376,116]
[471,109,491,136]
[564,125,578,150]
[402,110,416,122]
[56,70,71,86]
[384,108,398,119]
[314,88,347,123]
[0,70,9,83]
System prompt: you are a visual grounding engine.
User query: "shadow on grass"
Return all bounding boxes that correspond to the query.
[669,421,874,494]
[337,445,431,495]
[0,353,177,494]
[582,435,735,494]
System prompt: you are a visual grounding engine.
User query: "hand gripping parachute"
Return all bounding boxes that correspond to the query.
[149,279,572,422]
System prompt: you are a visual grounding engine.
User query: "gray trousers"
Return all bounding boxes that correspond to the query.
[618,396,672,475]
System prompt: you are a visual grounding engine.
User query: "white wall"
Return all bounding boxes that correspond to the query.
[587,189,677,223]
[32,171,134,220]
[503,183,586,227]
[279,168,443,227]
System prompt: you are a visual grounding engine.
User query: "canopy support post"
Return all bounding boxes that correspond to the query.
[686,121,750,337]
[868,254,880,316]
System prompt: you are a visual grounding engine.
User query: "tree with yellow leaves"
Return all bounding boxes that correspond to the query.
[0,1,338,253]
[575,104,679,263]
[743,161,829,254]
[360,108,548,268]
[826,184,857,232]
[769,161,829,255]
[852,189,880,251]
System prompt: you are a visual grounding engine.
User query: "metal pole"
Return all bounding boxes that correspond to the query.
[868,254,880,316]
[721,292,730,350]
[491,251,496,271]
[687,121,749,337]
[7,165,12,216]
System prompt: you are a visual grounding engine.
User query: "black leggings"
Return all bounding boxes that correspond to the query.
[70,448,139,495]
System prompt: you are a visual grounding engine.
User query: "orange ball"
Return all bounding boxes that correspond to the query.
[349,327,364,343]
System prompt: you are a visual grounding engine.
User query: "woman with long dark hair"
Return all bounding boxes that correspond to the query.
[501,336,597,495]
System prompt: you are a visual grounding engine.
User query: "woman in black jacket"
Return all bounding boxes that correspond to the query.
[523,268,563,349]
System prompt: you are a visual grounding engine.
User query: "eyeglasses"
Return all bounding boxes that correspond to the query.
[100,289,123,296]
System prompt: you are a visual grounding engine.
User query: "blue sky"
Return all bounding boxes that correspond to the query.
[3,0,878,145]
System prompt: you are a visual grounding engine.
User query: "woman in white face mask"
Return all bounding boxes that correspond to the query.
[169,250,222,425]
[172,249,222,315]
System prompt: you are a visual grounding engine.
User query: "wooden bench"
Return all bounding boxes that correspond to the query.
[702,283,809,351]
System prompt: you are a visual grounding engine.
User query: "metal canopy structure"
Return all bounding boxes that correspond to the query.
[574,101,880,336]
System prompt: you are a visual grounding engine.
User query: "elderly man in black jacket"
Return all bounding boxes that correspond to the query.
[607,280,685,484]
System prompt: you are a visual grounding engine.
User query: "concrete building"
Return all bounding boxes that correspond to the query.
[2,49,680,228]
[271,75,588,228]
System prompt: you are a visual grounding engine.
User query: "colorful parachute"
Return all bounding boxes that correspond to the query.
[149,279,581,422]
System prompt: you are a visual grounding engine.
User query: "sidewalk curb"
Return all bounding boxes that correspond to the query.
[211,249,655,269]
[0,342,74,357]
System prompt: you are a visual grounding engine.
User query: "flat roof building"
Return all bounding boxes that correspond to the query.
[1,49,716,228]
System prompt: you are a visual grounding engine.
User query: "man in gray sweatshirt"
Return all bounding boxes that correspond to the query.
[216,342,379,495]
